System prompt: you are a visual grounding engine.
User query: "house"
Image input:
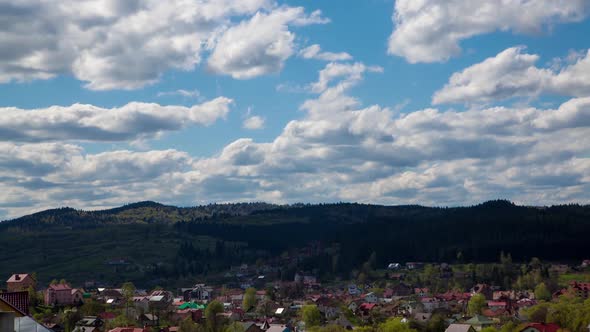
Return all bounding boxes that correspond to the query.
[348,284,361,296]
[1,295,51,332]
[347,301,359,312]
[72,316,103,332]
[45,283,84,306]
[406,262,424,270]
[318,305,341,320]
[236,322,264,332]
[391,283,412,297]
[420,297,442,312]
[445,324,476,332]
[6,274,36,292]
[487,301,508,311]
[569,281,590,298]
[413,312,432,323]
[519,323,561,332]
[139,313,158,326]
[358,303,378,316]
[363,292,379,303]
[265,324,290,332]
[414,288,429,297]
[99,288,124,303]
[549,264,569,275]
[149,290,174,310]
[181,284,213,302]
[388,263,401,269]
[464,315,494,331]
[133,296,150,312]
[0,291,29,315]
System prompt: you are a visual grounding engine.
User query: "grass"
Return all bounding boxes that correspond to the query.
[558,273,590,286]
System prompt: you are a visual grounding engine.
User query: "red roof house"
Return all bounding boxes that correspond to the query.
[519,323,561,332]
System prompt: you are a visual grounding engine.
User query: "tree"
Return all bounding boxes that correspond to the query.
[80,299,105,317]
[425,314,445,332]
[534,282,551,302]
[122,282,136,300]
[378,317,416,332]
[106,314,136,330]
[480,328,498,332]
[468,293,486,315]
[225,322,244,332]
[180,316,201,332]
[302,305,322,327]
[242,287,257,311]
[121,281,136,317]
[499,321,517,332]
[524,302,549,323]
[205,300,225,332]
[28,285,40,307]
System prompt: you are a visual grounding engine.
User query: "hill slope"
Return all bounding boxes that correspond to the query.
[1,200,589,288]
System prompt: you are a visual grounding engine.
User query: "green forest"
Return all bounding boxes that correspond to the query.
[1,200,589,287]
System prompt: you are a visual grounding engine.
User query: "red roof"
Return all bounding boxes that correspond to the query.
[48,283,72,291]
[521,323,561,332]
[7,274,34,283]
[100,312,117,320]
[359,303,376,310]
[570,281,590,291]
[482,308,508,318]
[487,301,507,307]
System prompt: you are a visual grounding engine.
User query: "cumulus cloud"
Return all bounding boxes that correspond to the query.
[207,7,329,79]
[243,115,266,130]
[1,62,589,218]
[298,44,352,61]
[433,47,590,104]
[0,0,333,89]
[0,97,232,142]
[388,0,590,63]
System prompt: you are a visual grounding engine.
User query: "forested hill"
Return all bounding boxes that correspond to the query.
[1,200,590,287]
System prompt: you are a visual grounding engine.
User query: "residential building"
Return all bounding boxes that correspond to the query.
[6,274,36,293]
[45,283,84,306]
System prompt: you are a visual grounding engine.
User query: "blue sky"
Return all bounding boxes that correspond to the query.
[1,0,589,218]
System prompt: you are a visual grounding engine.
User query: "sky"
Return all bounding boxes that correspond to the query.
[1,0,590,218]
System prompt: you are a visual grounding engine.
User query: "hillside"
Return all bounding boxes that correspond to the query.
[1,200,590,288]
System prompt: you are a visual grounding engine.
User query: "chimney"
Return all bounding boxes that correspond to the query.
[14,275,20,281]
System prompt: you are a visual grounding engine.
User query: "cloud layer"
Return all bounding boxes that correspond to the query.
[2,62,589,218]
[0,97,232,142]
[433,47,590,104]
[388,0,590,63]
[0,0,330,88]
[207,7,328,79]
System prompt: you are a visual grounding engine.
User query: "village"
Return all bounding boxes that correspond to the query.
[2,258,590,332]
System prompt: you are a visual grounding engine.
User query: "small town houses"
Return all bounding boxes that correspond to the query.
[2,260,590,332]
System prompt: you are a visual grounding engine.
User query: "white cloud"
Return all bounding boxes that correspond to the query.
[433,47,590,104]
[1,62,589,218]
[298,44,352,61]
[0,97,232,142]
[157,89,201,99]
[388,0,590,63]
[243,115,266,130]
[207,7,329,79]
[0,0,291,89]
